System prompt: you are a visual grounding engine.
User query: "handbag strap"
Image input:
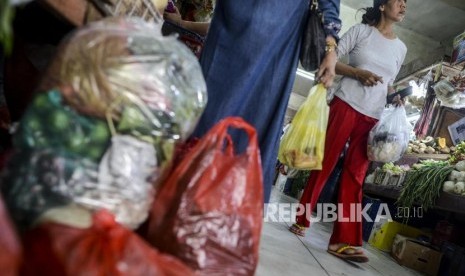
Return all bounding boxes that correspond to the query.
[310,0,318,10]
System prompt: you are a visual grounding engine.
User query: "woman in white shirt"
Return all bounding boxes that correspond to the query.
[290,0,407,263]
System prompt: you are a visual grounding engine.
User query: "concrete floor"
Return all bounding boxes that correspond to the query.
[256,188,423,276]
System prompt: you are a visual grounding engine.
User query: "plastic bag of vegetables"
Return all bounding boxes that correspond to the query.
[367,106,412,163]
[1,17,207,230]
[278,84,328,170]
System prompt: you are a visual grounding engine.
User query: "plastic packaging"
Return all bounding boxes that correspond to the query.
[434,79,464,108]
[41,17,207,140]
[278,84,329,170]
[2,17,207,230]
[146,117,263,275]
[367,106,412,163]
[21,210,194,276]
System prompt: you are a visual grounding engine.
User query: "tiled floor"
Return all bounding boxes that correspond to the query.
[256,188,423,276]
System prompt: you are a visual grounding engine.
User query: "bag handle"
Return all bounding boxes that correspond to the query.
[212,117,259,156]
[310,0,319,10]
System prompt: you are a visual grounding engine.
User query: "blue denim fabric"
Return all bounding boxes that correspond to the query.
[319,0,342,40]
[192,0,340,203]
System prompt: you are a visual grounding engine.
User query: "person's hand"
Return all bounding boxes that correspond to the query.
[164,7,182,25]
[392,94,405,107]
[279,164,287,175]
[355,69,383,86]
[317,50,337,88]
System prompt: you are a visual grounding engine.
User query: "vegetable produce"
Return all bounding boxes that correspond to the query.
[2,17,207,230]
[407,136,453,154]
[454,181,465,194]
[455,160,465,172]
[367,106,411,163]
[382,162,409,175]
[443,181,455,193]
[397,160,453,213]
[437,137,446,149]
[449,141,465,164]
[421,136,435,146]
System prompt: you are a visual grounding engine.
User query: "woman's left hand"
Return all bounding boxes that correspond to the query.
[317,50,337,88]
[164,7,182,25]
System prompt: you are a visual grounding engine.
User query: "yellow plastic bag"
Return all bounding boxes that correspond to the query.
[278,83,329,170]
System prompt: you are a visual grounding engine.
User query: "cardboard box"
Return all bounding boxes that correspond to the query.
[392,234,442,276]
[368,220,424,252]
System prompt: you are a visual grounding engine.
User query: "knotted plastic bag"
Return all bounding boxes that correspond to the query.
[278,83,329,170]
[0,195,21,276]
[367,106,412,163]
[21,210,193,276]
[2,17,207,230]
[146,117,263,275]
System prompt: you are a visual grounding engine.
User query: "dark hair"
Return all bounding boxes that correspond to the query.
[360,0,389,25]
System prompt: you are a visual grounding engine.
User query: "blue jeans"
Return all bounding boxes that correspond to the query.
[192,0,308,202]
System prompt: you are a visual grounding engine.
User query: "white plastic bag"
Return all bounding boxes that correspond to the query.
[367,106,412,163]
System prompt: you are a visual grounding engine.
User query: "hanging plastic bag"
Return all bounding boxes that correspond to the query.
[21,210,193,276]
[278,83,329,170]
[0,195,21,276]
[367,106,412,163]
[146,117,263,275]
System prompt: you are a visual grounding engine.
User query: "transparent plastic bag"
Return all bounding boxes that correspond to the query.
[2,17,207,230]
[367,106,412,163]
[41,17,207,140]
[278,84,329,170]
[433,79,462,108]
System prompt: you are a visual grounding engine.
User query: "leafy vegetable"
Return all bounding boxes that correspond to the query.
[397,160,453,216]
[449,141,465,164]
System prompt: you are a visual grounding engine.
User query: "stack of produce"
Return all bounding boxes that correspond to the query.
[448,141,465,164]
[407,136,454,154]
[372,162,410,186]
[442,160,465,196]
[0,17,207,230]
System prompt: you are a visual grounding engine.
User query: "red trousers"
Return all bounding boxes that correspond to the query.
[296,97,377,246]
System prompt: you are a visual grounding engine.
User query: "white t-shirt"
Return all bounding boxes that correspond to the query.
[333,24,407,119]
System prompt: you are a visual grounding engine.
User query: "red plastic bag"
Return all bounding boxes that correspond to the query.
[0,195,21,276]
[21,210,193,276]
[147,117,264,275]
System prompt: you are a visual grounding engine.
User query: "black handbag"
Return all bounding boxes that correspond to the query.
[299,0,326,72]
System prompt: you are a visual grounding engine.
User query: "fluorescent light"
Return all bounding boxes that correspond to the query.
[296,68,315,81]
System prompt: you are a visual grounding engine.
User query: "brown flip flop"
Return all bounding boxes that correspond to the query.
[327,245,369,263]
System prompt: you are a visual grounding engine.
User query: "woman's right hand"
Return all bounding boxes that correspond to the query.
[355,69,383,87]
[318,50,337,88]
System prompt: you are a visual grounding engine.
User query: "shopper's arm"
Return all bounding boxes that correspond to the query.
[178,21,209,36]
[164,8,209,36]
[335,63,383,87]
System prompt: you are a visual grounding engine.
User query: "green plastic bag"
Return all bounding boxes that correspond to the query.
[278,83,329,170]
